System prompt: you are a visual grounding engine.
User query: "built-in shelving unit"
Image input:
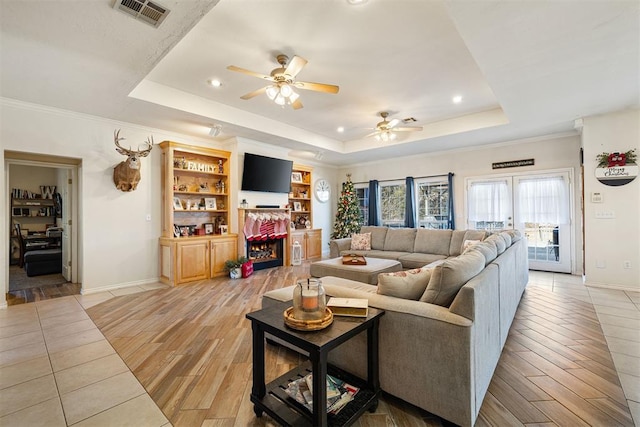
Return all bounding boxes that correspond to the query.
[288,163,322,261]
[159,141,237,285]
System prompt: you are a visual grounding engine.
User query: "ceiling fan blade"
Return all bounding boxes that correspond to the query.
[387,119,400,128]
[227,65,272,80]
[295,81,340,94]
[240,86,267,100]
[365,131,380,138]
[291,98,304,110]
[284,55,308,77]
[393,126,424,132]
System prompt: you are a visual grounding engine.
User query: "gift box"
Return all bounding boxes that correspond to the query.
[242,260,253,278]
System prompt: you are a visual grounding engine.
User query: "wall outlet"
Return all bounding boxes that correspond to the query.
[623,261,631,269]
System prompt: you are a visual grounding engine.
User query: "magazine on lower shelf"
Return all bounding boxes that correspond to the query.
[284,373,360,415]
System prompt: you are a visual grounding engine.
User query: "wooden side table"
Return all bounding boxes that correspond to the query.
[246,300,384,426]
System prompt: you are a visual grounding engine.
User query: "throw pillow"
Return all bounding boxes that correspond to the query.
[420,250,485,307]
[350,232,372,251]
[462,239,481,252]
[377,268,432,300]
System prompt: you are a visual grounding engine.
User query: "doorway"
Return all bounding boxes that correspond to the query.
[466,170,574,273]
[5,153,80,305]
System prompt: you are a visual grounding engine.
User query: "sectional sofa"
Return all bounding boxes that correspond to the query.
[329,226,487,268]
[263,227,529,426]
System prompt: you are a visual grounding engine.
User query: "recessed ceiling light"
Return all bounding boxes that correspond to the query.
[347,0,368,5]
[208,79,222,88]
[452,95,463,104]
[337,126,345,133]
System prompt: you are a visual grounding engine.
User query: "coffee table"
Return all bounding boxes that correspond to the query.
[310,257,402,285]
[246,300,384,426]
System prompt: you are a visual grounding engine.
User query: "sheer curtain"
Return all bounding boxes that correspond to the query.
[468,180,510,222]
[518,176,569,224]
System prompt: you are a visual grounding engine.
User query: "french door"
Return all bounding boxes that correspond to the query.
[467,171,572,273]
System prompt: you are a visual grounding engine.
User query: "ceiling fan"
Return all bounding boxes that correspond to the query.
[227,54,339,110]
[366,112,423,141]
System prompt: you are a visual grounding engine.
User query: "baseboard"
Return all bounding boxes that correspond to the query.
[585,282,640,293]
[81,277,162,295]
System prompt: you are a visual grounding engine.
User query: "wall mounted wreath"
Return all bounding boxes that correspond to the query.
[596,148,637,168]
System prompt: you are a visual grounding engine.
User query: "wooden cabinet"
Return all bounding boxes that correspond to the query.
[290,228,322,261]
[289,164,313,229]
[210,236,237,277]
[159,141,237,286]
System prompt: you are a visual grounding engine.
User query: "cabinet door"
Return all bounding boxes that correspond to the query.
[306,229,322,260]
[211,237,237,277]
[176,240,209,284]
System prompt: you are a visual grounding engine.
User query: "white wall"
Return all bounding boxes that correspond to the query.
[338,134,584,273]
[582,109,640,290]
[1,100,230,300]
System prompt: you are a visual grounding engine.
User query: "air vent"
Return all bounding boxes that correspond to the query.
[403,117,417,123]
[113,0,170,28]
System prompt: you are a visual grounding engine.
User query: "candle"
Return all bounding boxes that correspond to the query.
[301,289,318,311]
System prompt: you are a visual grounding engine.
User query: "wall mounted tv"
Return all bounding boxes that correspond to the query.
[241,153,293,194]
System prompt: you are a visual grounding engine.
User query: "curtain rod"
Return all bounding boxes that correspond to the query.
[350,172,452,185]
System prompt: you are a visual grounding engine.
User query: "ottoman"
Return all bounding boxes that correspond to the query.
[23,249,62,277]
[310,257,402,285]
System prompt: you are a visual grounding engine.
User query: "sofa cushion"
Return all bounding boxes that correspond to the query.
[450,230,487,256]
[351,232,372,250]
[383,228,417,252]
[365,250,412,261]
[420,250,485,307]
[377,267,432,300]
[361,226,388,250]
[486,234,506,254]
[499,231,512,247]
[413,229,453,256]
[506,229,522,242]
[397,253,448,269]
[465,240,498,266]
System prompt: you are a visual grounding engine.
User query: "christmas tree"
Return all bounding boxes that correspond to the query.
[332,174,362,239]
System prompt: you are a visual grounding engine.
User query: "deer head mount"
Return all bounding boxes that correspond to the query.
[113,129,154,192]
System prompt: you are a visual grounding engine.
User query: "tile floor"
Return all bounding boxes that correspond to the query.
[0,283,170,426]
[1,274,638,426]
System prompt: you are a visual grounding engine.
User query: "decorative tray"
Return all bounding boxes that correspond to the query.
[283,307,334,331]
[342,254,367,265]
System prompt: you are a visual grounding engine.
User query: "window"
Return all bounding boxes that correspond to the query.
[380,181,405,227]
[416,179,449,229]
[355,184,369,226]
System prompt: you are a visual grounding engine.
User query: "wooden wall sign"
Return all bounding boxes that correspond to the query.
[492,159,535,169]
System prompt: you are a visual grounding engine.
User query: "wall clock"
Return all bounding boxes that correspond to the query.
[314,179,331,203]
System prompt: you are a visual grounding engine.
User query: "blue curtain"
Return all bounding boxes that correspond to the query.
[405,176,417,228]
[447,172,455,229]
[368,180,381,226]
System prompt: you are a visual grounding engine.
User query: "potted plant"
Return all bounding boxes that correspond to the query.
[224,256,248,279]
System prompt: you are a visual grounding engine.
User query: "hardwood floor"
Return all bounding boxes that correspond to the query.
[6,282,81,306]
[86,264,634,426]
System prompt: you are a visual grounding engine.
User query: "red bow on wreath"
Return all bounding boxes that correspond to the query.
[607,152,626,167]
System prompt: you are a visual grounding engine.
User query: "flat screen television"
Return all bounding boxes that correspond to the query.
[241,153,293,193]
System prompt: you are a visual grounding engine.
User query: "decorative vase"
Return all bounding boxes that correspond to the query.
[292,278,326,321]
[230,268,241,279]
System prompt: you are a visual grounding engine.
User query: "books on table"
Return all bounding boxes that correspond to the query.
[327,297,368,317]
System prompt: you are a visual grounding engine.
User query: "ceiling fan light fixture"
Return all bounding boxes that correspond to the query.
[266,85,279,100]
[288,91,300,103]
[280,83,293,98]
[274,93,286,106]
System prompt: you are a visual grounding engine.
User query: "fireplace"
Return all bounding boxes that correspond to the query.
[246,238,284,271]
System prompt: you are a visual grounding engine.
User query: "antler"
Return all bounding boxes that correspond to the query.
[136,135,154,158]
[113,129,153,156]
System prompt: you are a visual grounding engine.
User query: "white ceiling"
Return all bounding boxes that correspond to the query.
[1,0,638,165]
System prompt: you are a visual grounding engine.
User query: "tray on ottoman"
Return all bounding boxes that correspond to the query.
[310,257,402,285]
[342,254,367,265]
